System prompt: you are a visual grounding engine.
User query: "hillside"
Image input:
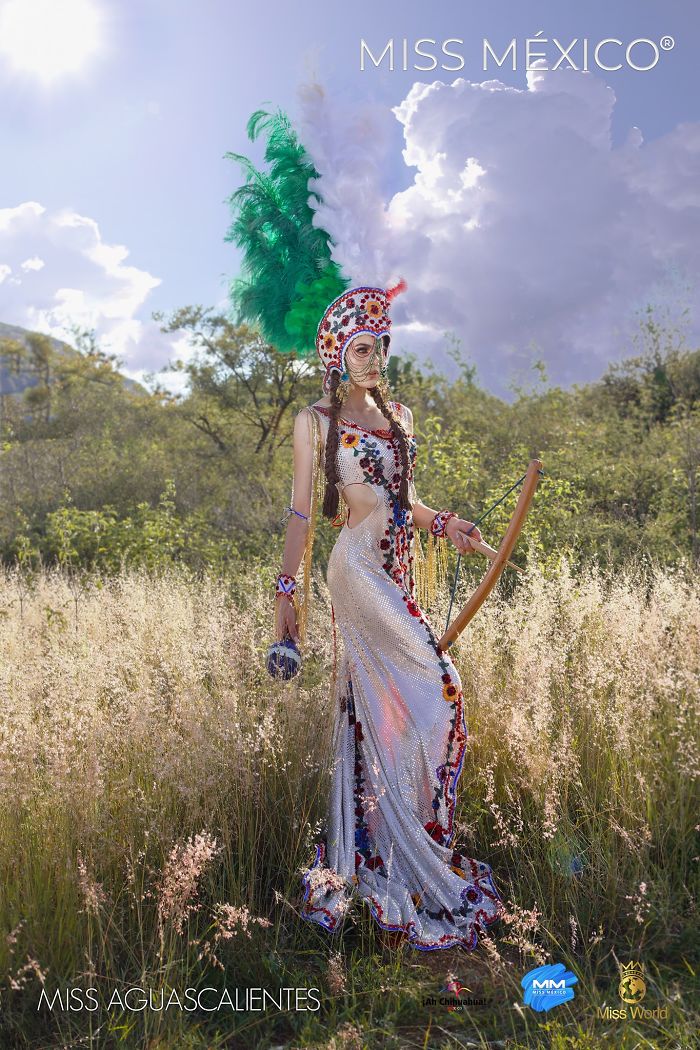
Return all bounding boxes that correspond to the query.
[0,320,148,397]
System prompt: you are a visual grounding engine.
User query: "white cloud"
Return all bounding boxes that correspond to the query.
[0,200,197,391]
[298,67,700,395]
[20,255,44,272]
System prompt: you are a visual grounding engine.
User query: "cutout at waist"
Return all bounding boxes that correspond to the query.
[340,482,381,531]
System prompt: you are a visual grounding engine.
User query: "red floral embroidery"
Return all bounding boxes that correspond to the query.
[425,821,447,843]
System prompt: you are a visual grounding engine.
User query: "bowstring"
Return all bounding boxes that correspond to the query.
[443,470,531,634]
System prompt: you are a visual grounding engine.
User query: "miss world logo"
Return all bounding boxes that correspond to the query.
[521,963,578,1013]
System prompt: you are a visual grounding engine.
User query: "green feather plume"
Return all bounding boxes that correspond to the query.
[224,107,348,356]
[284,267,346,347]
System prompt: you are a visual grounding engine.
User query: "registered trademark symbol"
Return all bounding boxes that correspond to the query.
[660,36,675,50]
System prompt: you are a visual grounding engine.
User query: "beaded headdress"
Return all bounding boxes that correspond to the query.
[316,279,407,393]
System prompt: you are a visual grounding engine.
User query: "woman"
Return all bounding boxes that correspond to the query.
[274,283,504,951]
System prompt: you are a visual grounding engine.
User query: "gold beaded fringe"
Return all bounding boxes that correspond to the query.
[295,407,326,646]
[412,528,449,611]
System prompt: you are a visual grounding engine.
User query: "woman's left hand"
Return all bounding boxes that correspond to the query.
[445,517,482,555]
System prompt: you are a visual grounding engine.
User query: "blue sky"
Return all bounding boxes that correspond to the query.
[1,0,699,395]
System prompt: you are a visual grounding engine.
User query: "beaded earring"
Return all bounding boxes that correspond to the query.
[337,369,351,404]
[377,336,391,399]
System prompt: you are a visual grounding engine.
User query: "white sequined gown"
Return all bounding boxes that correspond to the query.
[300,402,504,951]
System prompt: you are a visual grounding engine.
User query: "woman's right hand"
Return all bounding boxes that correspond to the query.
[275,597,299,643]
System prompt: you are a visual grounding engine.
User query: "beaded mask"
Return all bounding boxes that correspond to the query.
[315,279,407,394]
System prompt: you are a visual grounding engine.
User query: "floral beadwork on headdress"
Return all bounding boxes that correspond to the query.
[315,279,407,393]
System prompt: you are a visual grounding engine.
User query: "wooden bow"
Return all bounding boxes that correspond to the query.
[436,459,544,654]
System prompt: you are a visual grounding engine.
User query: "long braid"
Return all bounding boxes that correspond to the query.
[368,385,413,511]
[321,371,343,521]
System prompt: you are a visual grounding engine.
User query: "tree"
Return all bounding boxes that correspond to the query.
[154,306,321,461]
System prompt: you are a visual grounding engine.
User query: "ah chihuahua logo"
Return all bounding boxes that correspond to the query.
[521,963,578,1012]
[440,976,466,1012]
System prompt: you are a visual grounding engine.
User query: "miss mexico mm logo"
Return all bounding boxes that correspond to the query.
[521,963,578,1013]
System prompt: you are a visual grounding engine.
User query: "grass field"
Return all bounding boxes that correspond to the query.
[0,559,698,1049]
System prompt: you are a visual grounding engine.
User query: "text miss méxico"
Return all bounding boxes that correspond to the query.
[360,33,676,73]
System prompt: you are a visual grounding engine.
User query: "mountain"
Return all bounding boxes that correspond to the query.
[0,321,148,397]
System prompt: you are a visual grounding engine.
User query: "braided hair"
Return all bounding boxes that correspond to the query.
[320,369,344,522]
[321,366,413,522]
[369,383,412,511]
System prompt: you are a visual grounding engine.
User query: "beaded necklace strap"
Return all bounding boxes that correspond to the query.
[312,403,414,438]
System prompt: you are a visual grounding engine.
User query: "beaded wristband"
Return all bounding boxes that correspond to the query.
[430,509,457,538]
[275,572,297,600]
[283,505,309,522]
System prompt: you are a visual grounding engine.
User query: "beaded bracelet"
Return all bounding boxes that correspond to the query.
[430,509,457,538]
[283,505,309,522]
[275,572,297,601]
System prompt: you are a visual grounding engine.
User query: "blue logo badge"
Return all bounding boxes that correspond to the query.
[521,963,578,1012]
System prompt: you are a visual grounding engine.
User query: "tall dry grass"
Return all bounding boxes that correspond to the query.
[0,559,697,1048]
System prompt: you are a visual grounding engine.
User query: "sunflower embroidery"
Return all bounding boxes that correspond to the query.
[442,682,459,702]
[364,298,382,318]
[341,432,360,448]
[322,333,337,351]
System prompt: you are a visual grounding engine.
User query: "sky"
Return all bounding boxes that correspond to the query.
[1,0,699,398]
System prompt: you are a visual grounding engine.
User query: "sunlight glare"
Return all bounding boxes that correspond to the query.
[0,0,103,84]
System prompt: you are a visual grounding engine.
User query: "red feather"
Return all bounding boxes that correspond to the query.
[385,277,407,301]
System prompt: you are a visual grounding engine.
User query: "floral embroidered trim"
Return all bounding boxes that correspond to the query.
[344,677,386,879]
[300,841,343,931]
[301,836,503,950]
[395,587,472,847]
[313,402,413,439]
[337,430,413,592]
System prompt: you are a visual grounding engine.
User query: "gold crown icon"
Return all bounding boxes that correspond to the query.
[618,961,647,1004]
